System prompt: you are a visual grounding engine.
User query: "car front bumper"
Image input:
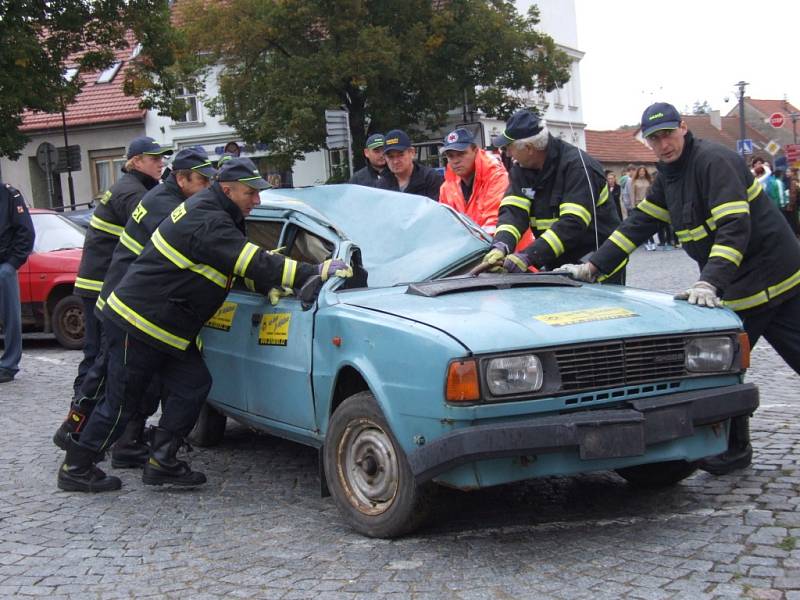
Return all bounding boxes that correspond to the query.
[408,383,759,484]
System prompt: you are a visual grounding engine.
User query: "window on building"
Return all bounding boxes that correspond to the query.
[327,148,349,181]
[174,86,200,123]
[90,150,126,197]
[96,62,121,84]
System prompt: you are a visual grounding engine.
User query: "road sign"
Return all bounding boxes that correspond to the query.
[54,145,81,172]
[786,143,800,163]
[35,142,58,172]
[325,110,350,149]
[765,140,781,156]
[769,112,785,128]
[736,139,753,155]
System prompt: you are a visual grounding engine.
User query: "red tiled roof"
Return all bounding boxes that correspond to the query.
[741,98,800,118]
[681,114,770,152]
[20,35,144,132]
[585,129,657,164]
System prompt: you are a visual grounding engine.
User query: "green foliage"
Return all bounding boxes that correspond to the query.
[692,100,712,115]
[0,0,174,159]
[163,0,571,168]
[778,536,797,551]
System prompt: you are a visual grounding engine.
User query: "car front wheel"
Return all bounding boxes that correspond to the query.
[188,402,227,447]
[52,295,84,350]
[324,391,435,538]
[616,460,698,488]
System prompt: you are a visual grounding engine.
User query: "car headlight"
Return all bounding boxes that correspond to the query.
[685,336,734,372]
[486,355,544,395]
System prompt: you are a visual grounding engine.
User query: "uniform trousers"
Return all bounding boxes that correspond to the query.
[741,291,800,375]
[72,297,104,399]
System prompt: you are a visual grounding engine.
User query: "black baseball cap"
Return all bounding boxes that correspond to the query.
[491,110,544,147]
[217,158,270,190]
[365,133,385,150]
[383,129,412,153]
[127,136,173,159]
[171,147,217,178]
[440,128,475,152]
[641,102,682,138]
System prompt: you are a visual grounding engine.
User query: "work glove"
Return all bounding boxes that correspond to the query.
[501,252,531,273]
[318,259,353,282]
[267,286,294,306]
[481,241,510,271]
[674,281,723,308]
[554,263,597,283]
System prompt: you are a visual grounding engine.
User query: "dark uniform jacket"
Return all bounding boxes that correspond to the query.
[75,170,158,298]
[102,182,317,357]
[493,135,619,269]
[378,162,443,201]
[349,163,387,188]
[590,132,800,315]
[96,174,185,316]
[0,183,34,269]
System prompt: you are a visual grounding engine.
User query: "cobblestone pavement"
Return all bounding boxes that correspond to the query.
[2,247,800,599]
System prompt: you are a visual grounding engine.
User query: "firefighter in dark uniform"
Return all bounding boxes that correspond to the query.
[57,158,353,492]
[349,133,387,187]
[377,130,443,201]
[560,102,800,475]
[67,137,173,424]
[52,147,216,466]
[480,110,621,278]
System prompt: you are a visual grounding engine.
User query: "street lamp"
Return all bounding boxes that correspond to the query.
[735,80,748,155]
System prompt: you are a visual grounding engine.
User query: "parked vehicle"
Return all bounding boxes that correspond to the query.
[193,184,758,538]
[18,210,85,349]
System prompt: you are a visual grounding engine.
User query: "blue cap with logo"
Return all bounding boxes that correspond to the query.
[171,147,217,178]
[217,157,270,190]
[365,133,385,150]
[127,136,173,159]
[641,102,682,138]
[490,110,544,148]
[383,129,412,153]
[440,128,475,153]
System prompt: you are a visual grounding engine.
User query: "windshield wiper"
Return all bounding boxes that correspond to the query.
[406,273,581,297]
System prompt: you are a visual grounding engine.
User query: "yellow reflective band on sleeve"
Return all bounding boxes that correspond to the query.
[609,230,636,254]
[499,195,532,212]
[747,180,762,202]
[234,242,259,277]
[674,225,708,243]
[709,244,744,267]
[597,257,629,282]
[281,258,298,288]
[767,267,800,299]
[119,231,144,256]
[711,200,749,222]
[95,296,106,311]
[637,199,671,223]
[559,202,592,226]
[151,230,227,288]
[75,277,103,292]
[496,224,522,243]
[596,185,609,206]
[705,216,717,232]
[107,292,190,351]
[541,229,565,257]
[89,215,124,237]
[531,218,557,230]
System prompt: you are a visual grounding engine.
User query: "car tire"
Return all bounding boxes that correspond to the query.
[188,402,227,447]
[52,294,85,350]
[323,391,436,538]
[616,460,698,488]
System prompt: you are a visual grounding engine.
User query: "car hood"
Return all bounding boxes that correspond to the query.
[339,279,743,353]
[25,249,82,273]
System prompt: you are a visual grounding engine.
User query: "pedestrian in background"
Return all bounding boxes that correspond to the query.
[0,182,34,383]
[783,168,799,236]
[349,133,388,188]
[631,166,655,250]
[378,129,443,201]
[620,163,636,216]
[606,171,623,219]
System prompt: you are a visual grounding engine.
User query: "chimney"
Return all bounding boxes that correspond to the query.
[709,110,722,130]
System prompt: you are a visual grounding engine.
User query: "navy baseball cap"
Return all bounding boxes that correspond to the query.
[440,128,475,153]
[171,147,217,178]
[127,136,173,159]
[217,157,270,190]
[383,129,412,153]
[365,133,385,150]
[641,102,682,138]
[490,110,544,147]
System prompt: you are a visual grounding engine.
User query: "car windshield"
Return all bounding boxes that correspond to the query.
[32,213,85,252]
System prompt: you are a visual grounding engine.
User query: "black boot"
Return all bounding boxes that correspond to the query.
[142,427,206,487]
[111,417,150,469]
[53,399,97,451]
[699,415,753,475]
[57,436,122,493]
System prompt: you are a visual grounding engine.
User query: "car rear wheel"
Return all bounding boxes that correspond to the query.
[616,460,698,488]
[324,391,435,538]
[52,295,84,350]
[188,402,227,447]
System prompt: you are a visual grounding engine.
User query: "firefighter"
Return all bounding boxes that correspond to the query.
[52,147,217,467]
[57,158,352,492]
[559,102,800,474]
[349,133,388,187]
[480,110,621,279]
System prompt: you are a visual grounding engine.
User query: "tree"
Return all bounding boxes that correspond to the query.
[693,100,712,115]
[0,0,177,159]
[149,0,571,169]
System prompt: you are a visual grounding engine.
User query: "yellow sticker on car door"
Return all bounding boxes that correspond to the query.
[259,313,291,346]
[205,301,237,332]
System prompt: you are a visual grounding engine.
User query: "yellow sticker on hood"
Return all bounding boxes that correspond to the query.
[534,307,638,327]
[205,301,237,332]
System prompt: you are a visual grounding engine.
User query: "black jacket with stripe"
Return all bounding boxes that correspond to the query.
[590,134,800,315]
[102,182,317,357]
[493,135,620,269]
[0,183,34,270]
[74,169,159,298]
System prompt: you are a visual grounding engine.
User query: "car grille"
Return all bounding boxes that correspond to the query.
[555,336,687,392]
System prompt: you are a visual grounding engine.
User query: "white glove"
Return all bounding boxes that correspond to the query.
[554,263,597,283]
[674,281,723,308]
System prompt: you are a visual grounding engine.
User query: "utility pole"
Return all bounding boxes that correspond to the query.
[791,112,799,145]
[736,80,748,155]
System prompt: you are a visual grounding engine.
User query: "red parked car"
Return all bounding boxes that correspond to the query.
[18,209,85,349]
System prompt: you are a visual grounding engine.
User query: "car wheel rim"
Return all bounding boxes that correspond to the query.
[61,306,84,340]
[338,418,399,515]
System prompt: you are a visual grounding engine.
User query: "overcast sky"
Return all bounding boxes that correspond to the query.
[574,0,800,130]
